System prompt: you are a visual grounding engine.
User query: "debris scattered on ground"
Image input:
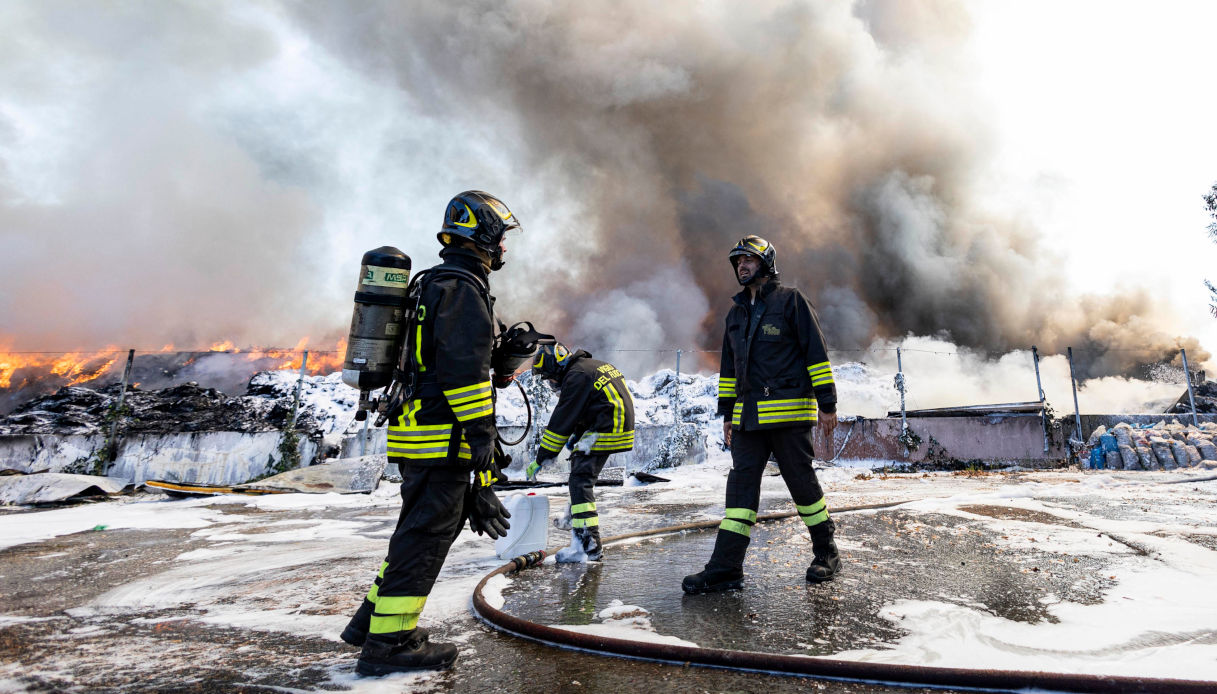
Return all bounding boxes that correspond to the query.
[1083,421,1217,470]
[0,472,131,505]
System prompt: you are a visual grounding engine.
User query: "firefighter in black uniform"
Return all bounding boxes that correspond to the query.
[525,343,635,562]
[341,191,518,674]
[682,235,840,594]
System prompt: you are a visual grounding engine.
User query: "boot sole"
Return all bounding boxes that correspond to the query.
[681,579,743,595]
[805,573,836,584]
[355,653,457,676]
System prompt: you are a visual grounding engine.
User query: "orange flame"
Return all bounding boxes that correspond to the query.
[0,337,347,391]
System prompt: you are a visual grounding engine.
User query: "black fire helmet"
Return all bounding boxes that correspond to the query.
[728,235,778,283]
[532,342,573,386]
[438,190,521,270]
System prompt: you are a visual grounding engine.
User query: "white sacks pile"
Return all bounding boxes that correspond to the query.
[1085,422,1217,470]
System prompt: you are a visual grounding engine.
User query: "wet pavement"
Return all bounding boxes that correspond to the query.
[502,509,1114,658]
[2,468,1215,692]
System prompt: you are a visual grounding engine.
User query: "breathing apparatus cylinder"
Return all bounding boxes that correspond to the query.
[341,247,412,396]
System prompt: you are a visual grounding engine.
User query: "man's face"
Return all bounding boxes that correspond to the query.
[735,254,763,284]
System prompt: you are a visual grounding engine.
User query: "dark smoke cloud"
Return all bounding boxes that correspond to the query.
[0,0,1207,380]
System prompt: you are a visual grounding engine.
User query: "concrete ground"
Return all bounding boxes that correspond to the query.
[2,463,1216,693]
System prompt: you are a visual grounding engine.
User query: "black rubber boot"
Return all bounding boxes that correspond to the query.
[682,566,744,594]
[340,598,428,647]
[682,530,749,594]
[806,519,841,584]
[355,631,457,675]
[579,527,603,562]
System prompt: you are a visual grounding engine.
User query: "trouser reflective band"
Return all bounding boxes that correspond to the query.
[719,507,758,537]
[571,501,598,528]
[365,561,390,602]
[369,595,428,634]
[798,498,829,527]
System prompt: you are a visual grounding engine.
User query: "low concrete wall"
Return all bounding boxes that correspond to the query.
[0,432,317,486]
[832,414,1066,467]
[339,424,707,473]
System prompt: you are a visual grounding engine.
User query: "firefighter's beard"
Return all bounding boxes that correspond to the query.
[736,266,756,286]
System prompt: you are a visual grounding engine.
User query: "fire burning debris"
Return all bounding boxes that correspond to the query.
[0,376,332,438]
[0,341,346,415]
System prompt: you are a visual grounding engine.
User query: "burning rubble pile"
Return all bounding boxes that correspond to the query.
[1083,421,1217,470]
[1167,381,1217,414]
[1,378,327,438]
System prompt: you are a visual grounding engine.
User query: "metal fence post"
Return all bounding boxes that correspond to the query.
[105,349,136,470]
[896,347,907,434]
[1032,346,1048,453]
[674,349,682,425]
[290,350,308,429]
[1181,348,1199,426]
[1067,347,1083,446]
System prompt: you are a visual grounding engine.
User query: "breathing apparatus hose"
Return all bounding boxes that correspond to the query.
[496,378,532,447]
[472,502,1214,694]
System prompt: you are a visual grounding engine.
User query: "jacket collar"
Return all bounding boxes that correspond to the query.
[732,277,780,307]
[438,246,490,284]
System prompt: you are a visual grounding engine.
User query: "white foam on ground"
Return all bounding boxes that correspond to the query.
[832,474,1217,679]
[0,497,249,551]
[550,599,699,648]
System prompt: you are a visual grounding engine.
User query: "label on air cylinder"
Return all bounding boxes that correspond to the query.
[361,265,411,288]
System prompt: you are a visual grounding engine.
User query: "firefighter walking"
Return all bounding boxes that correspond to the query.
[526,344,635,562]
[683,235,840,594]
[341,191,519,674]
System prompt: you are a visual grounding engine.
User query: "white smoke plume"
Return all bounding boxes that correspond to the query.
[0,0,1209,386]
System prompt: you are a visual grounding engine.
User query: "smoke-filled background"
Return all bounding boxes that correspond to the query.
[2,0,1214,387]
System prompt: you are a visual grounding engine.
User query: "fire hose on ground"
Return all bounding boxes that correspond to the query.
[471,502,1213,694]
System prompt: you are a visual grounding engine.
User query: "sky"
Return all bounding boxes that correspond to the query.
[0,0,1214,380]
[970,0,1217,356]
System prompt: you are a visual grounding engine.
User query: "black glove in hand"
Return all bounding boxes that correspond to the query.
[470,444,499,488]
[466,485,511,539]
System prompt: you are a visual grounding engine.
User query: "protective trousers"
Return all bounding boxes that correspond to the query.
[568,452,609,530]
[365,464,468,635]
[706,426,830,571]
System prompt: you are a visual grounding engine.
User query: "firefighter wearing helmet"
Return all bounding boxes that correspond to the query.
[526,342,635,562]
[682,235,841,594]
[343,191,521,674]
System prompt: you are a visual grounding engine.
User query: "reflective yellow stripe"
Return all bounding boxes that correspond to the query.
[725,507,757,522]
[376,595,428,614]
[370,613,419,634]
[797,499,826,516]
[443,381,493,397]
[541,428,570,453]
[718,376,736,397]
[367,583,380,602]
[452,401,493,422]
[801,509,829,526]
[572,516,600,528]
[720,519,752,537]
[808,362,833,386]
[571,502,596,514]
[731,401,743,427]
[603,383,626,433]
[757,398,814,410]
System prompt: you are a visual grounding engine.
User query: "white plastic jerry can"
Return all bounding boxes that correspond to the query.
[494,492,551,560]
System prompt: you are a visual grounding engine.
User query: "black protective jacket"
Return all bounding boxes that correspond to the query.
[717,279,837,430]
[536,351,635,463]
[386,247,497,466]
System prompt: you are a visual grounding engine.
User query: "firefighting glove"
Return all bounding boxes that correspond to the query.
[470,444,501,489]
[525,459,543,481]
[466,485,511,539]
